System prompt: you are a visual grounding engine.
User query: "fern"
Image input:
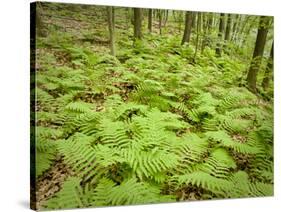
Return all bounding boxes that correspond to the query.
[172,133,208,170]
[205,130,260,154]
[92,177,175,206]
[198,148,236,179]
[65,101,94,113]
[43,177,94,209]
[121,142,179,181]
[57,134,103,183]
[174,171,233,196]
[131,80,174,111]
[35,139,57,177]
[228,171,273,198]
[35,7,274,208]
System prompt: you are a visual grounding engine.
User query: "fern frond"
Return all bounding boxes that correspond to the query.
[65,101,94,113]
[43,177,94,209]
[172,133,208,168]
[36,126,64,140]
[73,111,101,136]
[121,142,179,181]
[96,118,131,148]
[198,148,236,179]
[220,118,253,134]
[229,171,273,197]
[131,80,174,111]
[205,130,260,154]
[175,171,233,195]
[57,134,103,183]
[113,102,148,121]
[36,139,57,177]
[36,151,56,178]
[92,177,175,206]
[250,182,273,196]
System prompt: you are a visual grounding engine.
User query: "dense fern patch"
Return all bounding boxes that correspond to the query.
[34,3,273,210]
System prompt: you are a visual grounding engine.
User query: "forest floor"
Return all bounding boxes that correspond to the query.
[34,3,273,210]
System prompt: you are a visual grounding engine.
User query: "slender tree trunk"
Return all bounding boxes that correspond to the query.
[237,16,250,46]
[191,12,196,28]
[181,11,193,45]
[159,10,162,35]
[215,13,225,57]
[148,9,152,33]
[201,13,207,53]
[133,8,142,40]
[231,14,239,41]
[223,14,232,53]
[225,14,232,41]
[107,6,115,56]
[153,9,157,19]
[193,12,201,61]
[207,13,213,33]
[163,10,169,27]
[262,41,274,91]
[246,16,270,93]
[241,17,256,47]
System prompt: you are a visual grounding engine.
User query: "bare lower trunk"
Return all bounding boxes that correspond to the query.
[246,16,270,93]
[215,13,225,57]
[134,8,142,40]
[181,11,193,45]
[107,6,115,56]
[148,9,152,32]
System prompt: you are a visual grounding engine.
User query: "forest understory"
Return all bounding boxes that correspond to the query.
[32,3,274,210]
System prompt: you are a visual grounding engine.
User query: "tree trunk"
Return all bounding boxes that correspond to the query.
[207,13,213,33]
[159,10,162,35]
[107,6,115,56]
[241,17,256,47]
[224,14,232,41]
[262,41,274,91]
[163,10,169,27]
[193,12,201,62]
[215,13,225,57]
[201,13,207,53]
[231,14,239,41]
[246,16,270,93]
[181,11,193,45]
[148,9,152,33]
[191,12,196,28]
[237,16,250,46]
[133,8,142,40]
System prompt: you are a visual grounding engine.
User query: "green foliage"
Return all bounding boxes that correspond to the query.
[35,129,58,177]
[92,177,175,206]
[43,177,94,209]
[35,4,273,210]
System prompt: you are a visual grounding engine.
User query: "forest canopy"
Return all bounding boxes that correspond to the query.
[31,2,274,210]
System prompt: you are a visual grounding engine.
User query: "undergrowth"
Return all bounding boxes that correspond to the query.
[34,4,273,210]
